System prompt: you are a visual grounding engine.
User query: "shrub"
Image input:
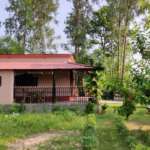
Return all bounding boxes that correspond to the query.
[118,100,136,120]
[115,120,129,137]
[82,114,97,150]
[131,130,150,146]
[0,104,25,114]
[68,105,81,114]
[85,102,95,114]
[86,114,97,127]
[62,110,76,121]
[101,104,108,113]
[135,144,149,150]
[88,97,96,104]
[0,105,3,113]
[9,103,25,113]
[51,105,65,112]
[115,119,136,149]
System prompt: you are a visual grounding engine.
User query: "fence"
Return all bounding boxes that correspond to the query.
[14,86,91,104]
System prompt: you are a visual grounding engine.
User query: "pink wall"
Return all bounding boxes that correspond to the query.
[0,71,14,104]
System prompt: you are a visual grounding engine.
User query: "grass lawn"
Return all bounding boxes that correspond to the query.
[0,111,86,149]
[0,106,150,150]
[129,107,150,125]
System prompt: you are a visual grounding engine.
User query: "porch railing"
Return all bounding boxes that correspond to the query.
[14,86,91,104]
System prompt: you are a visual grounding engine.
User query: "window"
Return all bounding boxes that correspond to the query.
[0,76,1,86]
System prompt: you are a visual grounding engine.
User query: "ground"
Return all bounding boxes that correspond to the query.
[0,105,150,150]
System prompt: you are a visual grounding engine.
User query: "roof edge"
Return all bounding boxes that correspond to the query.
[0,54,73,58]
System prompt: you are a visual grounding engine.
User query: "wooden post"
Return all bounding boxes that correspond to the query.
[52,71,56,103]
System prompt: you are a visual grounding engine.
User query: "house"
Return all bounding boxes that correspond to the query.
[0,54,92,105]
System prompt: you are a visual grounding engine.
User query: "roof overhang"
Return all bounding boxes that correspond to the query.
[0,62,92,71]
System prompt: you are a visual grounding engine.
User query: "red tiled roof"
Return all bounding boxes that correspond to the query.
[0,62,92,70]
[0,54,72,58]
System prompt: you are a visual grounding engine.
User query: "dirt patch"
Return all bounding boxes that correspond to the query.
[125,122,150,131]
[8,130,79,150]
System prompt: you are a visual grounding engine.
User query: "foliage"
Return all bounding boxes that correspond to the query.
[0,104,25,114]
[132,59,150,105]
[9,104,25,113]
[118,100,136,120]
[82,114,97,150]
[85,101,95,114]
[86,114,97,127]
[132,29,150,59]
[135,144,150,150]
[0,107,149,149]
[65,0,98,62]
[115,118,137,149]
[0,111,86,147]
[101,104,108,113]
[5,0,58,53]
[131,130,150,147]
[88,6,115,57]
[0,36,24,54]
[84,70,106,102]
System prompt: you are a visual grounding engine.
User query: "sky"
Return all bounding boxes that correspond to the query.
[0,0,108,53]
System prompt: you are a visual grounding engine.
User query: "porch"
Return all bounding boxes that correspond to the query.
[14,86,91,104]
[14,70,92,104]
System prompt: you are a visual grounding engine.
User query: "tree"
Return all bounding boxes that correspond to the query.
[5,0,58,53]
[131,29,150,105]
[106,0,150,81]
[88,6,117,80]
[133,29,150,59]
[84,67,105,103]
[132,60,150,105]
[0,36,24,54]
[65,0,98,60]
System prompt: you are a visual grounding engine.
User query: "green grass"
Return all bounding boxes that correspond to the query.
[96,110,129,150]
[0,106,149,150]
[0,111,86,149]
[129,107,150,125]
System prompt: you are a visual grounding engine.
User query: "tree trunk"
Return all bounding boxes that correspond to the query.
[117,2,121,80]
[121,0,129,81]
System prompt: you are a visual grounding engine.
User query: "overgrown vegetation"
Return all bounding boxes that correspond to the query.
[82,114,97,150]
[0,106,149,150]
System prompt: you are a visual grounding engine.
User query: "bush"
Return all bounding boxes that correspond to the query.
[51,105,65,112]
[82,114,97,150]
[135,144,149,150]
[9,103,25,113]
[1,104,26,114]
[68,105,82,114]
[88,97,96,104]
[101,104,108,113]
[85,102,95,114]
[115,119,136,149]
[131,130,150,146]
[86,114,97,127]
[118,100,136,120]
[62,110,76,121]
[0,105,3,113]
